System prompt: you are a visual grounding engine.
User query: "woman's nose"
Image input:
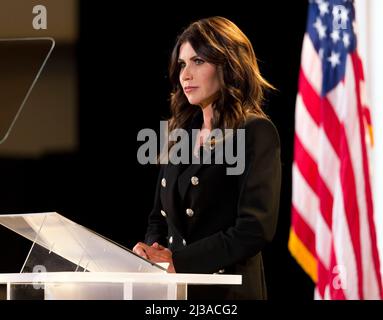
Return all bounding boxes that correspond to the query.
[181,66,193,81]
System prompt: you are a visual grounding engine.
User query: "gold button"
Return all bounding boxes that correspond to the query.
[168,236,173,244]
[160,210,167,217]
[191,176,199,186]
[161,178,166,187]
[182,239,187,246]
[186,208,194,217]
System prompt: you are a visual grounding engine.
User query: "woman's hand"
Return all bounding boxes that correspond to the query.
[132,242,149,259]
[132,242,176,273]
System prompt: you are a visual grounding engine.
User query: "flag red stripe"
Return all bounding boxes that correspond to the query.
[293,134,318,194]
[298,68,320,125]
[291,205,316,257]
[294,134,333,228]
[300,69,340,158]
[363,107,372,126]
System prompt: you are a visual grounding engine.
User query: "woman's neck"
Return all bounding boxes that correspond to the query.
[201,104,213,130]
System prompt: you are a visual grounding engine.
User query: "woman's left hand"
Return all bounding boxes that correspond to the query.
[135,242,176,273]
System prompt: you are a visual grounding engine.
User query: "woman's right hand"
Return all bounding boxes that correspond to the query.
[151,242,165,250]
[133,242,165,259]
[133,242,175,273]
[132,242,149,259]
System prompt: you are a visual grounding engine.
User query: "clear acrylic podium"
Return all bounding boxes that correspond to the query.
[0,212,241,300]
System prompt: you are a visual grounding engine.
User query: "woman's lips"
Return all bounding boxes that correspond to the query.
[184,86,198,93]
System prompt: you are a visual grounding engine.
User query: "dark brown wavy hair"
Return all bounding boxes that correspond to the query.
[168,16,274,133]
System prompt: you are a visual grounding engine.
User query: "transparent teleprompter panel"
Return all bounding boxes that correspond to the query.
[0,212,166,274]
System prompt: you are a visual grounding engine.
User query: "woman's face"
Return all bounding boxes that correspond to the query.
[178,41,220,108]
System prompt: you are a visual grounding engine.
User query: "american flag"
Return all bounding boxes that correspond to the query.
[289,0,383,299]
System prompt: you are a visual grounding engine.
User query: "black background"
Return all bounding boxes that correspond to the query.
[0,0,315,300]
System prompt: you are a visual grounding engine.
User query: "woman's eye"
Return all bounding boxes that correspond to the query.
[194,58,204,65]
[179,62,186,68]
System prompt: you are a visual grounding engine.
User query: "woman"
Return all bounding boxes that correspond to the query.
[133,16,281,299]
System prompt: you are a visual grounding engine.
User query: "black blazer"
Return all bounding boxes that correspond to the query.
[145,113,281,299]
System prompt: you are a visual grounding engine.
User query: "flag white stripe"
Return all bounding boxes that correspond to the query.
[315,205,332,270]
[295,94,319,162]
[332,175,359,299]
[292,164,318,232]
[318,126,338,196]
[301,34,322,94]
